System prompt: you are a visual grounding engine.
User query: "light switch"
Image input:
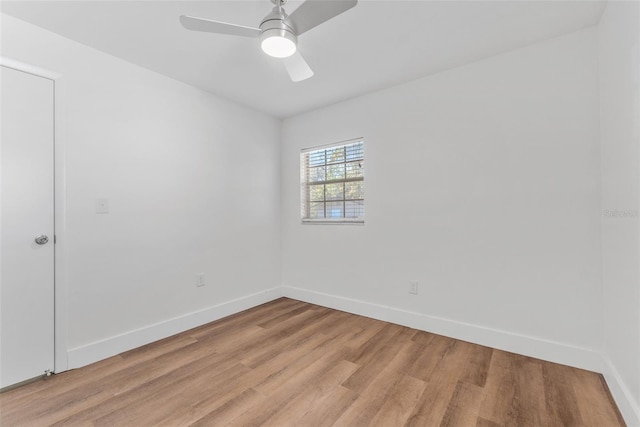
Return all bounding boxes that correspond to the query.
[95,198,109,214]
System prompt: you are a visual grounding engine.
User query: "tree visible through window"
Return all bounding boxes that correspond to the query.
[300,139,364,223]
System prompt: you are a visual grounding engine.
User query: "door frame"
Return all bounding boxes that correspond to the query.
[1,57,69,373]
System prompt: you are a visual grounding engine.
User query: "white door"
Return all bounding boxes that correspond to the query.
[0,65,55,388]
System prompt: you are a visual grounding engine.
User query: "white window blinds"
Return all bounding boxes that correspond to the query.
[300,139,364,223]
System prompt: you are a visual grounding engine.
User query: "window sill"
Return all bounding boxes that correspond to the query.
[301,219,364,225]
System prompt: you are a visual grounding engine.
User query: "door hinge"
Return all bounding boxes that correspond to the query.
[54,235,56,244]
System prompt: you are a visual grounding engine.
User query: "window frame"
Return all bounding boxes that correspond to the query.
[300,138,365,225]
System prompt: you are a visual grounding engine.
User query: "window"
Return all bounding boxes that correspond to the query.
[300,138,364,223]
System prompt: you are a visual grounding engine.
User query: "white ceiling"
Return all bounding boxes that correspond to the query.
[1,0,606,118]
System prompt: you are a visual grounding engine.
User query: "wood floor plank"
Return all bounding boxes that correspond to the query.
[188,388,266,427]
[332,364,407,427]
[226,349,354,426]
[476,416,504,427]
[152,341,334,427]
[404,333,456,382]
[440,381,485,427]
[260,360,360,427]
[0,298,625,427]
[251,337,351,397]
[478,351,549,427]
[333,341,429,427]
[571,366,627,427]
[192,306,333,369]
[239,307,349,369]
[293,385,358,427]
[5,340,213,426]
[192,324,340,419]
[341,326,417,393]
[178,328,335,424]
[459,343,494,387]
[541,360,585,426]
[386,340,428,377]
[340,317,388,350]
[0,332,197,409]
[411,330,437,347]
[148,371,267,426]
[187,297,304,339]
[50,346,234,426]
[344,322,407,365]
[404,339,475,426]
[369,374,426,426]
[92,361,251,427]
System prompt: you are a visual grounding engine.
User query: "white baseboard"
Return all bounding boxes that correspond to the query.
[602,355,640,427]
[280,286,604,373]
[64,286,603,372]
[66,287,283,369]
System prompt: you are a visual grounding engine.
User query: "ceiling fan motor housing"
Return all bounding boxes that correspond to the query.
[259,7,298,57]
[261,7,296,36]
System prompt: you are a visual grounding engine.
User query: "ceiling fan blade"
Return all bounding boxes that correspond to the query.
[283,51,314,82]
[285,0,357,35]
[179,15,260,38]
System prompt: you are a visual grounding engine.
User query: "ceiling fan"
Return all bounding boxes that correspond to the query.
[180,0,358,82]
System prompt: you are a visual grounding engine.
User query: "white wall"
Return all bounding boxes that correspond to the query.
[1,14,282,368]
[282,28,602,369]
[599,1,640,424]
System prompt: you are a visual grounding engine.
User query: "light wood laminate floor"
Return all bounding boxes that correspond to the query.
[0,298,625,426]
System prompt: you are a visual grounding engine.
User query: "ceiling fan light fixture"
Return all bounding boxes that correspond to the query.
[260,28,297,58]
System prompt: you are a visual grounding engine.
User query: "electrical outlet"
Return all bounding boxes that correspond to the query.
[195,274,205,287]
[95,198,109,214]
[409,280,418,295]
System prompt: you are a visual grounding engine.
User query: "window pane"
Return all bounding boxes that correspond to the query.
[326,201,344,218]
[345,181,364,200]
[325,183,344,200]
[325,147,345,164]
[346,143,364,161]
[308,151,325,167]
[326,163,345,181]
[346,161,363,179]
[309,185,324,202]
[345,201,364,218]
[308,166,325,182]
[309,202,325,218]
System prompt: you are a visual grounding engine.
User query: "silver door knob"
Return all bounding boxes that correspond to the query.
[34,235,49,245]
